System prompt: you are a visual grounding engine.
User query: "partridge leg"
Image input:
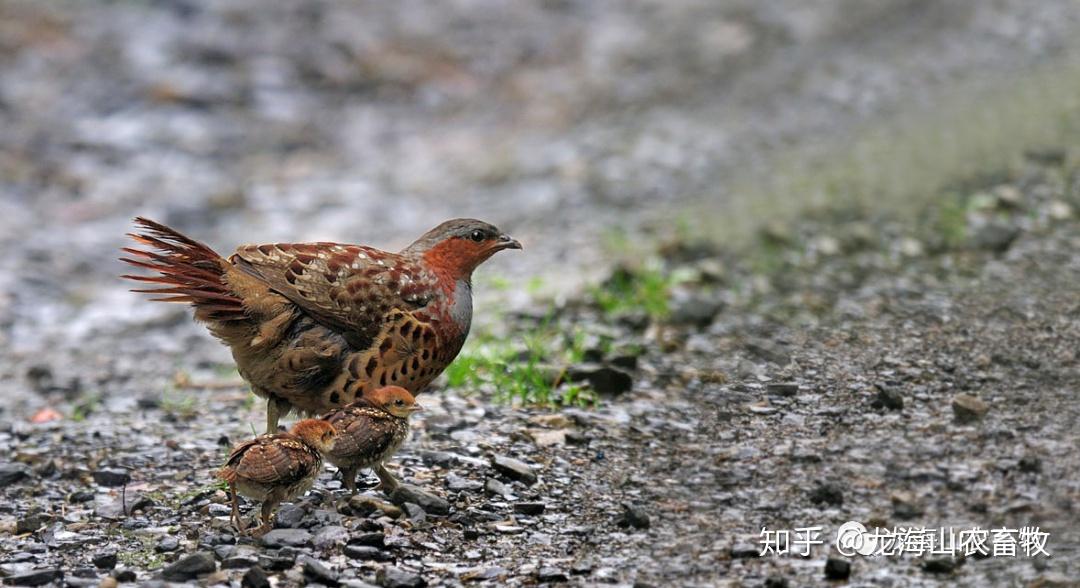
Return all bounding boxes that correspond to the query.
[265,396,291,434]
[341,466,359,495]
[374,464,400,493]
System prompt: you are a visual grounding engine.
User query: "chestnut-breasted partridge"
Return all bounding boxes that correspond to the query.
[219,418,337,535]
[121,217,520,433]
[321,385,420,494]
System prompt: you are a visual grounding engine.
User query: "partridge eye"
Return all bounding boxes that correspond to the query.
[394,399,405,406]
[469,229,486,242]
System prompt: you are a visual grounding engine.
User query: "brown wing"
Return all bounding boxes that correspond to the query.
[324,406,401,464]
[231,243,439,349]
[223,435,320,486]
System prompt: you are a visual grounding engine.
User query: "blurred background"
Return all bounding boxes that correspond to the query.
[1,0,1080,405]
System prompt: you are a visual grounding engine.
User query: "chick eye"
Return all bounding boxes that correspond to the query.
[470,229,486,242]
[394,399,405,406]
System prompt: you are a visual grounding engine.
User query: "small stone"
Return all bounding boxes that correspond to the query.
[241,566,271,588]
[730,543,759,558]
[873,383,904,410]
[93,551,118,570]
[113,570,136,582]
[2,569,62,586]
[376,566,427,588]
[313,525,349,549]
[808,482,844,507]
[1047,200,1073,221]
[1019,456,1042,473]
[766,382,799,397]
[970,222,1020,252]
[350,532,386,548]
[155,536,179,552]
[402,503,427,523]
[274,504,305,528]
[92,469,131,487]
[260,528,313,548]
[491,456,538,485]
[349,495,402,519]
[484,478,511,497]
[0,463,32,487]
[389,485,450,515]
[98,577,119,588]
[207,503,231,517]
[161,552,216,581]
[668,292,724,327]
[922,558,958,574]
[566,364,633,396]
[892,497,924,520]
[344,545,390,561]
[514,502,546,516]
[222,555,259,569]
[301,556,338,586]
[526,429,567,447]
[952,394,989,424]
[618,503,651,529]
[824,558,851,580]
[537,567,568,582]
[764,577,789,588]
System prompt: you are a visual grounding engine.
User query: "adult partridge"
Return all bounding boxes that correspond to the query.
[321,385,420,494]
[121,217,520,432]
[219,418,337,535]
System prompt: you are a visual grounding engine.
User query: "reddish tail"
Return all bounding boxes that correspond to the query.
[120,217,246,321]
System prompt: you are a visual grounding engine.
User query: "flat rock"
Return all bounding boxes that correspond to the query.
[313,525,349,549]
[389,485,450,515]
[377,566,427,588]
[92,469,131,487]
[161,552,215,581]
[0,464,32,488]
[301,556,338,585]
[1,569,62,586]
[260,528,313,548]
[491,456,538,485]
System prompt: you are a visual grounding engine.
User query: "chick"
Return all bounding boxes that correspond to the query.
[322,386,421,494]
[219,418,337,535]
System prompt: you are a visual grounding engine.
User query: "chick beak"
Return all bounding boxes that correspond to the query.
[408,404,424,413]
[494,234,522,251]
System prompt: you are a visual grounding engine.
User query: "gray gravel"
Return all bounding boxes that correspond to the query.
[2,2,1080,587]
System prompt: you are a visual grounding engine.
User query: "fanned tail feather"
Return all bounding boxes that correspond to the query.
[120,217,247,321]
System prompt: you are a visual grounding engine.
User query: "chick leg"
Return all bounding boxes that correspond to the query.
[252,500,278,537]
[374,464,400,493]
[228,483,246,533]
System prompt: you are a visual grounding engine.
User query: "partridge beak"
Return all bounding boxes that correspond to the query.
[495,234,522,251]
[408,404,424,413]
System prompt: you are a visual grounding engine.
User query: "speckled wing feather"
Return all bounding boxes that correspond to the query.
[231,243,439,349]
[223,435,321,487]
[324,405,408,467]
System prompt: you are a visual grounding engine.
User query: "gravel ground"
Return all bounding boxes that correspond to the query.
[2,156,1078,586]
[2,2,1080,587]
